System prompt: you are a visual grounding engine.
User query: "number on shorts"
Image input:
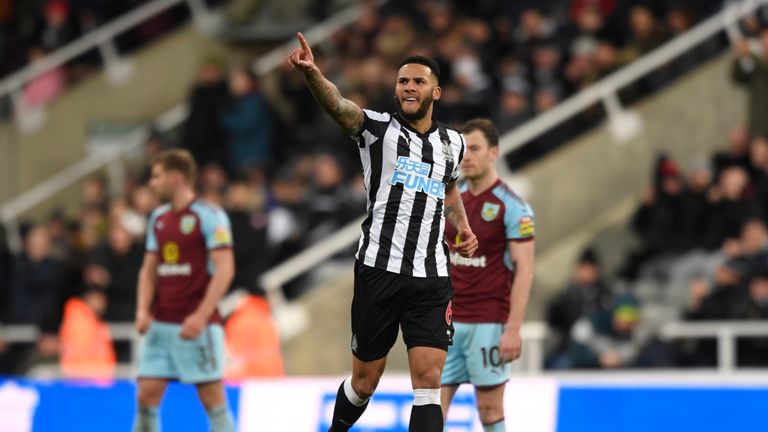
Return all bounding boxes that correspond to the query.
[481,347,502,368]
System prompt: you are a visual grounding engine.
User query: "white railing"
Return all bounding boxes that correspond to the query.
[0,128,149,252]
[0,0,379,244]
[0,0,387,339]
[495,0,767,171]
[254,0,767,305]
[0,322,140,368]
[0,0,215,130]
[660,320,768,374]
[1,1,764,332]
[4,321,768,378]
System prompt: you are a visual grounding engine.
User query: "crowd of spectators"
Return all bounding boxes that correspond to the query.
[1,0,764,375]
[0,0,221,118]
[544,25,768,369]
[262,0,726,170]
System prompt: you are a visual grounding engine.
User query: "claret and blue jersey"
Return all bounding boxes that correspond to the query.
[445,179,535,323]
[145,199,233,324]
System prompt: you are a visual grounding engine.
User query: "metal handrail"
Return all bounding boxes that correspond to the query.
[0,0,194,100]
[2,1,764,302]
[497,0,766,157]
[260,217,364,298]
[0,0,374,228]
[0,130,146,223]
[0,323,135,343]
[257,0,767,297]
[660,320,768,373]
[2,321,768,376]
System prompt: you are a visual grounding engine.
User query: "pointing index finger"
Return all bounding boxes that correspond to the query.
[297,32,310,51]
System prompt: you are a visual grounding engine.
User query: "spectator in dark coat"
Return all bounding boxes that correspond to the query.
[705,166,754,249]
[619,156,685,279]
[8,225,65,332]
[732,271,768,366]
[547,248,613,349]
[221,68,274,175]
[680,163,714,251]
[181,57,231,173]
[39,0,77,52]
[548,295,670,369]
[225,181,268,296]
[83,223,143,321]
[305,153,360,244]
[0,225,10,322]
[711,125,751,181]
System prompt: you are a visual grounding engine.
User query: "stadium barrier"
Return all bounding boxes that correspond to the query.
[3,321,768,379]
[0,0,217,133]
[1,0,767,335]
[2,373,767,431]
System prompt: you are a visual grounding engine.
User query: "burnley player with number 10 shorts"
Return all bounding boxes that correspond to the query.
[441,120,535,431]
[132,149,236,432]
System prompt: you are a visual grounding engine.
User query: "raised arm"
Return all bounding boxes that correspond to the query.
[288,32,364,135]
[444,181,478,258]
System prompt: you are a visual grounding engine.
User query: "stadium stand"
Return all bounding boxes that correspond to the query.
[2,0,768,380]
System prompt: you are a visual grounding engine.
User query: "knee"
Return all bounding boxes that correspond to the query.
[137,386,162,408]
[351,374,380,400]
[198,390,225,410]
[477,402,503,425]
[411,365,442,389]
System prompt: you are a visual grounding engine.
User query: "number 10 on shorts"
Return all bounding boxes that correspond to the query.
[481,347,503,368]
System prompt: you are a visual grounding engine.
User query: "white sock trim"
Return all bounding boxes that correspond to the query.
[413,388,441,406]
[343,376,369,407]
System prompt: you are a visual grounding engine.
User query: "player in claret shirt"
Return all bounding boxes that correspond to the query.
[132,149,235,432]
[442,119,535,432]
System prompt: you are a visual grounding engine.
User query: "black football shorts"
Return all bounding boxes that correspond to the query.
[350,260,454,362]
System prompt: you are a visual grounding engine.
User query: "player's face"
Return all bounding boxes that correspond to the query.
[149,164,173,202]
[461,130,499,180]
[395,64,440,121]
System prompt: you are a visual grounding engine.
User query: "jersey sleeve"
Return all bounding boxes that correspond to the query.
[199,206,233,250]
[504,199,535,240]
[353,109,391,148]
[451,133,467,182]
[145,210,160,253]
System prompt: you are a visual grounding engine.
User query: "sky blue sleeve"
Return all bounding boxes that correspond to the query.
[198,205,233,250]
[145,210,159,252]
[504,199,535,240]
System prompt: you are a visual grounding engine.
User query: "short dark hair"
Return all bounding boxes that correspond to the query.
[462,118,499,148]
[151,149,197,183]
[398,55,441,83]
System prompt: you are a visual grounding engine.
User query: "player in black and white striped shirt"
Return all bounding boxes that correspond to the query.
[289,33,478,432]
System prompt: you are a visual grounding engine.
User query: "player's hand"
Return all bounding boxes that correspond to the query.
[288,32,317,75]
[135,310,153,335]
[455,226,478,258]
[499,326,522,363]
[180,312,207,340]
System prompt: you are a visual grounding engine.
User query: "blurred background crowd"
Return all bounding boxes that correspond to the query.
[2,0,768,377]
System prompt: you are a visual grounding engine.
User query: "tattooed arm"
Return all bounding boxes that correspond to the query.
[445,181,478,257]
[288,32,364,135]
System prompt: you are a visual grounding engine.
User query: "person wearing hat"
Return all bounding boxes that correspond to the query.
[560,295,647,369]
[546,248,613,353]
